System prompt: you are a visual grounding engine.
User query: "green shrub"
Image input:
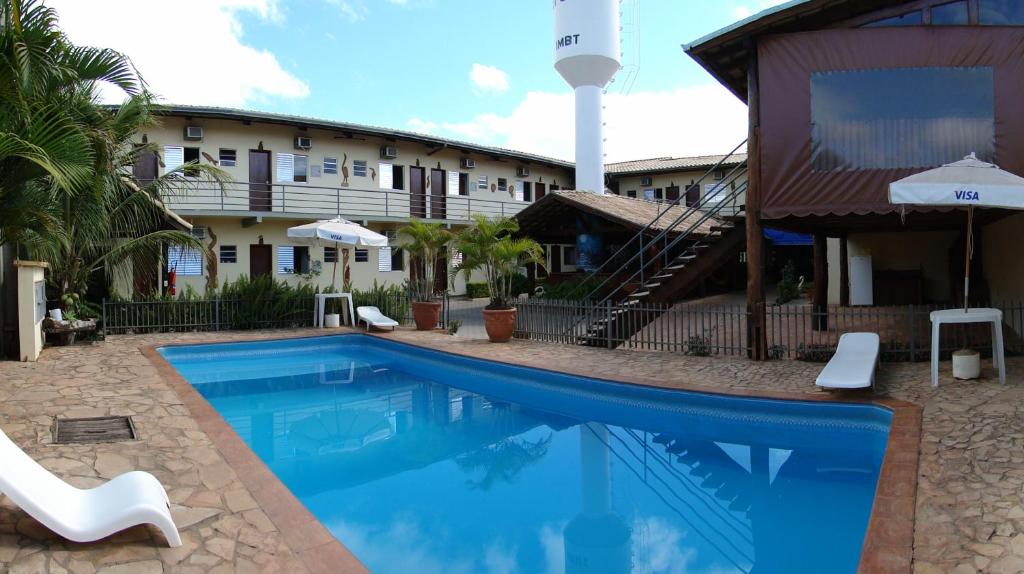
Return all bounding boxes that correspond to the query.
[775,260,800,304]
[466,282,490,299]
[349,280,410,324]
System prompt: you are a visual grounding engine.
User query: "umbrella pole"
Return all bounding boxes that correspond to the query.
[964,206,973,312]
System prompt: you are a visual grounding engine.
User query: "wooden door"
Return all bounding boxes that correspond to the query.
[535,182,546,200]
[550,244,562,274]
[685,184,700,207]
[410,166,426,218]
[666,185,680,203]
[430,169,446,219]
[250,244,272,278]
[434,250,448,293]
[132,149,158,183]
[249,150,271,212]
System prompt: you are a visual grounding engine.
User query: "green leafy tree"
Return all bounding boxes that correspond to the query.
[399,219,452,301]
[452,215,545,309]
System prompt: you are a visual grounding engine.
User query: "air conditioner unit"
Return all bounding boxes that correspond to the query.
[516,166,530,178]
[190,226,207,240]
[640,176,653,186]
[294,136,312,150]
[460,157,476,169]
[380,145,398,159]
[383,230,398,241]
[184,126,203,141]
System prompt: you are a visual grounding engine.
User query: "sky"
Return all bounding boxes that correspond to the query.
[48,0,787,163]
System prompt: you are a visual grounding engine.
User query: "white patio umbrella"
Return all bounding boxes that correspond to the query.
[287,218,388,288]
[889,153,1024,310]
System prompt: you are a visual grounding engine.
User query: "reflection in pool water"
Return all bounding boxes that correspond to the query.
[160,335,891,574]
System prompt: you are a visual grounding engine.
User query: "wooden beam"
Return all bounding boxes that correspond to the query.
[241,216,263,228]
[839,235,850,306]
[745,44,768,360]
[813,233,829,331]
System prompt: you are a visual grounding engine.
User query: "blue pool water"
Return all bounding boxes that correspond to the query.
[160,335,891,574]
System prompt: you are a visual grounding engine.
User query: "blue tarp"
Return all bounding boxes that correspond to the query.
[764,228,814,246]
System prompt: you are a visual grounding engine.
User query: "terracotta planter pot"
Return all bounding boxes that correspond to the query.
[483,307,517,343]
[412,301,442,331]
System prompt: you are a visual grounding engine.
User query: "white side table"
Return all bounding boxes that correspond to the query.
[930,308,1006,387]
[313,293,355,328]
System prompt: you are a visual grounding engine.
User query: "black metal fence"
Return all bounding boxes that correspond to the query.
[514,298,1024,361]
[102,292,448,335]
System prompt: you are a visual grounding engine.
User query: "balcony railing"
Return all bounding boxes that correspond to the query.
[161,181,531,221]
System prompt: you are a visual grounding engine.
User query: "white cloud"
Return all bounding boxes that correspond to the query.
[470,64,510,95]
[419,83,747,163]
[48,0,309,107]
[406,117,439,134]
[328,0,366,21]
[386,0,409,4]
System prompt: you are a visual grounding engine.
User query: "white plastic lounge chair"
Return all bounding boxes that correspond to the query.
[0,429,181,547]
[357,306,399,331]
[815,332,880,390]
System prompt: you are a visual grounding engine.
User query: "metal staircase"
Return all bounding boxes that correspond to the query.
[571,141,749,347]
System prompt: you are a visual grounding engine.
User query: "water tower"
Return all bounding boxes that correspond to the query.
[554,0,621,195]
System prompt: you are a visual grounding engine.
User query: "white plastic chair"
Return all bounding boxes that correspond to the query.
[0,429,181,547]
[357,306,399,331]
[815,332,880,390]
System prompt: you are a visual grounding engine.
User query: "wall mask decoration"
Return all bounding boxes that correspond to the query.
[141,134,148,144]
[370,167,376,181]
[257,141,264,151]
[341,153,350,187]
[508,184,515,198]
[205,227,219,291]
[491,183,497,193]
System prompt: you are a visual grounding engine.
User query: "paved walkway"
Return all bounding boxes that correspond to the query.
[0,328,1022,573]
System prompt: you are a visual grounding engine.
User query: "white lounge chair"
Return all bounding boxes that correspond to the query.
[0,429,181,547]
[357,306,399,331]
[815,332,880,390]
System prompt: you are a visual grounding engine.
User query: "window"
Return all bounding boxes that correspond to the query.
[277,246,310,274]
[323,157,338,175]
[447,170,460,196]
[514,184,523,201]
[704,182,727,203]
[643,189,656,201]
[293,154,308,183]
[478,175,489,190]
[391,247,405,271]
[219,245,237,263]
[626,189,636,198]
[980,0,1024,24]
[450,250,463,268]
[563,245,578,267]
[353,160,367,177]
[810,67,994,171]
[458,173,469,196]
[379,162,393,189]
[218,148,237,167]
[167,245,202,276]
[863,10,924,27]
[355,248,368,263]
[163,145,184,174]
[931,1,968,24]
[324,246,338,263]
[497,178,508,192]
[183,147,200,177]
[378,247,392,272]
[522,182,532,202]
[276,153,308,182]
[392,165,404,190]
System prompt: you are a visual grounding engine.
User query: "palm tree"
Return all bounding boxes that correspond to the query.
[34,94,229,302]
[399,219,453,301]
[0,0,141,250]
[452,214,545,309]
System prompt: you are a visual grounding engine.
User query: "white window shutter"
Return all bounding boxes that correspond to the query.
[164,146,184,173]
[167,246,202,275]
[276,153,294,182]
[379,162,393,189]
[447,171,460,196]
[378,247,392,272]
[514,186,524,202]
[277,245,294,274]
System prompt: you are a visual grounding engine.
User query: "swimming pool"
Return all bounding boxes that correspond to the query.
[160,335,891,574]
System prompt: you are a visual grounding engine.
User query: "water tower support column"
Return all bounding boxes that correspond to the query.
[574,85,605,194]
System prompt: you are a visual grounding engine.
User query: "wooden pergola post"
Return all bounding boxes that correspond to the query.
[746,46,768,360]
[839,235,850,307]
[813,233,829,331]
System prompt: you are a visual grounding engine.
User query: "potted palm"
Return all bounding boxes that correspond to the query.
[399,219,452,330]
[453,215,545,342]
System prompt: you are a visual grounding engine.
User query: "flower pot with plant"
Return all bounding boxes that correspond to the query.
[399,219,453,330]
[453,215,545,343]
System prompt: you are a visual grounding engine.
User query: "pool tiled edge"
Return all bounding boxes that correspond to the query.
[141,344,371,574]
[142,330,922,574]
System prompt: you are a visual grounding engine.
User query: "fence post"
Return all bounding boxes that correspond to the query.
[215,296,221,331]
[102,299,107,339]
[908,304,915,362]
[606,300,614,350]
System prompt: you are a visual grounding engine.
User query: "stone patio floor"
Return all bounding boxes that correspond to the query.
[0,327,1022,573]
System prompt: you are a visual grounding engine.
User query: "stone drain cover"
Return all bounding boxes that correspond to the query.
[53,416,137,444]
